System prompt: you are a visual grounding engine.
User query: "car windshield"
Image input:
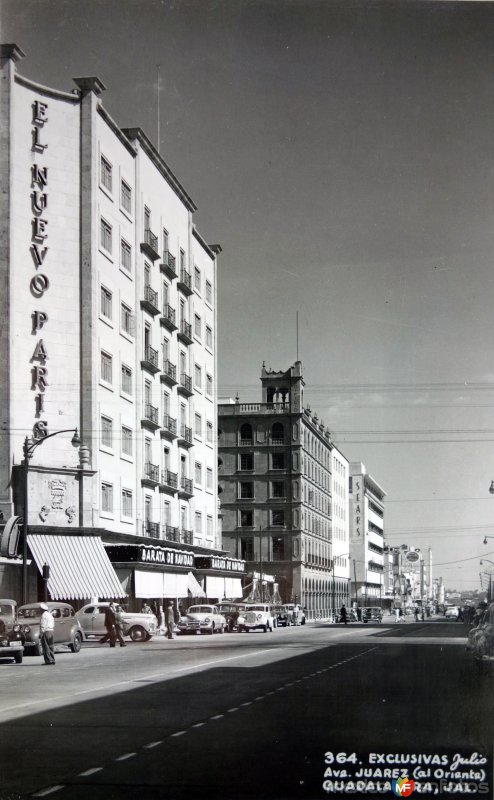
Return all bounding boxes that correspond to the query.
[0,605,14,616]
[188,606,213,614]
[18,608,42,619]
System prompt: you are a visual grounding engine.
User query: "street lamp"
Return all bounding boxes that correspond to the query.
[22,428,81,604]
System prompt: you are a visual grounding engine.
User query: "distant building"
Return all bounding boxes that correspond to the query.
[349,463,386,607]
[218,362,350,618]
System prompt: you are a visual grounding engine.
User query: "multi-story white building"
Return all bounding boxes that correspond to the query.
[349,462,386,607]
[331,447,350,612]
[0,44,241,607]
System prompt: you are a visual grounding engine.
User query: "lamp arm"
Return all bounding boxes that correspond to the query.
[24,428,79,461]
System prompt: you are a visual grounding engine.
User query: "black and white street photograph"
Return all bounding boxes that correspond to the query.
[0,1,493,798]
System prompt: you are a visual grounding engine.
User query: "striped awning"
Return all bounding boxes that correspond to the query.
[28,535,126,600]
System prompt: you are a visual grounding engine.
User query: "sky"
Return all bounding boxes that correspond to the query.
[3,0,494,590]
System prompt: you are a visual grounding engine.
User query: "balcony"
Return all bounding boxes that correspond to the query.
[177,372,193,398]
[141,345,160,375]
[143,521,160,538]
[160,360,178,387]
[177,268,193,296]
[140,284,160,317]
[218,402,289,416]
[142,462,160,488]
[161,415,177,441]
[164,525,180,543]
[160,250,177,280]
[160,469,178,495]
[178,477,194,499]
[141,403,160,432]
[160,304,177,332]
[140,228,160,261]
[270,438,285,446]
[178,424,193,448]
[181,529,193,545]
[177,319,193,345]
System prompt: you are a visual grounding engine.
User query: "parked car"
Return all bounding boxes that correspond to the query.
[283,604,306,626]
[239,604,276,633]
[444,605,460,620]
[362,607,383,624]
[216,602,247,632]
[0,619,24,664]
[336,608,358,624]
[75,603,158,641]
[0,599,17,633]
[17,602,83,656]
[274,605,292,627]
[177,605,227,635]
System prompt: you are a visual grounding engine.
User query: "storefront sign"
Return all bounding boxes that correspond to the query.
[353,476,362,536]
[140,546,194,568]
[195,556,245,573]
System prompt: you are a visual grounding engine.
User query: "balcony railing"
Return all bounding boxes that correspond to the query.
[141,345,160,374]
[165,525,180,543]
[160,250,177,280]
[179,424,193,445]
[177,319,193,345]
[177,268,193,296]
[142,403,159,429]
[182,529,193,545]
[180,477,193,496]
[141,284,159,316]
[160,304,177,331]
[161,360,177,386]
[270,438,285,445]
[161,415,177,437]
[144,462,160,483]
[179,373,192,395]
[219,402,289,416]
[141,228,160,261]
[144,521,160,538]
[161,469,178,489]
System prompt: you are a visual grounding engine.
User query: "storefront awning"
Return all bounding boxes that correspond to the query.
[206,576,243,600]
[187,571,206,598]
[134,570,189,599]
[28,535,126,601]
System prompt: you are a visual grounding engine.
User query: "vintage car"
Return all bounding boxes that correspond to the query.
[362,607,383,624]
[0,599,17,633]
[282,604,306,626]
[17,602,83,655]
[273,605,292,627]
[177,605,227,635]
[239,604,277,633]
[444,605,460,620]
[216,602,247,632]
[75,603,158,641]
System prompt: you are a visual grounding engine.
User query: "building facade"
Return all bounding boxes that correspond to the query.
[218,362,345,619]
[349,462,386,607]
[0,45,243,606]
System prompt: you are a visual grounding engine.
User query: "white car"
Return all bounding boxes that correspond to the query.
[444,606,460,619]
[177,605,227,635]
[239,604,276,633]
[75,603,158,641]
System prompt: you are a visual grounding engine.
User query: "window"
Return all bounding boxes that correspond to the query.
[101,482,113,513]
[206,325,213,349]
[207,515,213,539]
[100,155,112,192]
[241,537,254,560]
[240,510,253,527]
[206,467,213,491]
[194,511,202,534]
[194,364,202,389]
[101,351,112,384]
[121,179,132,213]
[272,481,285,498]
[122,488,133,518]
[121,302,134,336]
[100,286,112,320]
[195,462,202,486]
[101,416,113,448]
[100,217,112,254]
[163,228,169,254]
[180,249,186,270]
[121,363,132,395]
[122,426,133,456]
[240,423,252,443]
[272,453,285,470]
[240,481,254,499]
[272,510,285,526]
[144,206,151,230]
[273,536,285,560]
[206,420,213,443]
[121,239,132,272]
[194,413,202,437]
[206,280,212,305]
[206,374,213,396]
[194,266,201,291]
[271,422,284,442]
[194,314,201,338]
[240,453,253,471]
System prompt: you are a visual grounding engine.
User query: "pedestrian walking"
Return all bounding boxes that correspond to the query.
[395,607,400,623]
[39,603,56,665]
[100,603,117,647]
[356,606,362,622]
[414,605,419,622]
[340,604,348,625]
[114,604,126,647]
[166,600,175,639]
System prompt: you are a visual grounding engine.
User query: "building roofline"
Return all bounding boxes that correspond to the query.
[122,127,197,212]
[14,73,80,104]
[97,104,137,158]
[192,226,218,259]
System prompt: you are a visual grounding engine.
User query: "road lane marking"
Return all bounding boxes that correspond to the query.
[32,787,64,797]
[174,648,278,673]
[241,701,252,706]
[210,714,224,719]
[115,752,136,761]
[78,767,103,776]
[171,731,186,737]
[143,741,163,749]
[192,722,205,728]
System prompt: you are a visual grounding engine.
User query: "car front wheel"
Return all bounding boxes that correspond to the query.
[70,632,82,653]
[129,626,147,642]
[14,651,22,664]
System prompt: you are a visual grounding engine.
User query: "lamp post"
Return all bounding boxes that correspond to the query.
[22,428,81,604]
[259,525,263,602]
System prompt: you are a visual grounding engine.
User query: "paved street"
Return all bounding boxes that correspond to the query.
[0,619,491,800]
